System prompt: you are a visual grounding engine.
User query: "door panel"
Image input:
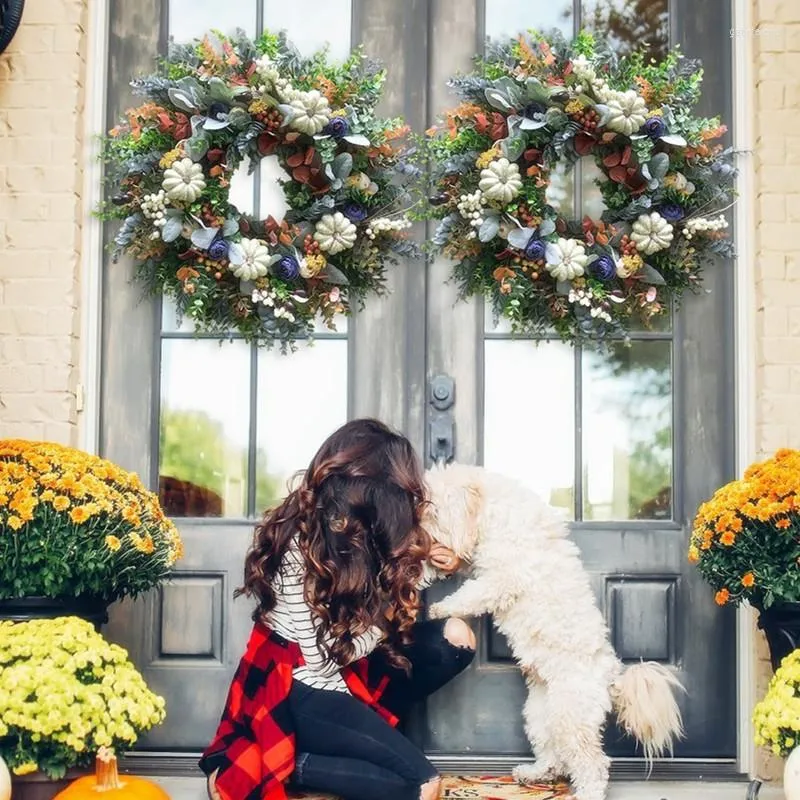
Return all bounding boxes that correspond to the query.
[100,0,736,770]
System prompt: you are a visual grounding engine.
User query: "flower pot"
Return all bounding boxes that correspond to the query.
[10,769,88,800]
[757,603,800,672]
[0,596,109,630]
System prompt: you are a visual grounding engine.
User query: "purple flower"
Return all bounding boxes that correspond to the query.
[325,117,350,138]
[642,116,667,139]
[591,254,617,281]
[524,236,546,261]
[275,255,300,281]
[660,203,684,223]
[208,238,229,261]
[342,202,368,223]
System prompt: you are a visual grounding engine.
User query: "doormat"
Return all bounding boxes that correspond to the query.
[290,775,573,799]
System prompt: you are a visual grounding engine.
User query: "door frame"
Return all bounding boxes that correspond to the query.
[76,0,760,778]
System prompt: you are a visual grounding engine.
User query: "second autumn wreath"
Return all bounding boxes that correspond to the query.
[102,28,737,348]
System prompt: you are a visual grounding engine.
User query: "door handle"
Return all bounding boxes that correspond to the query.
[429,374,455,465]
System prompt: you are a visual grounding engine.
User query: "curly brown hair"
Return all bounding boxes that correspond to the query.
[239,418,431,670]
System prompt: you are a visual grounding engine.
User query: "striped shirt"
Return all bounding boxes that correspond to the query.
[266,540,381,691]
[266,538,436,693]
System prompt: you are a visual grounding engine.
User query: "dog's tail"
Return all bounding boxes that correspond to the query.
[610,662,685,761]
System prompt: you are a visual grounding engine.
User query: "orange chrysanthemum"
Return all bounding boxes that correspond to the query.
[715,588,731,605]
[742,572,756,588]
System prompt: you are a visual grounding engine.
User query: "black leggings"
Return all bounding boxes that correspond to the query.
[288,619,475,800]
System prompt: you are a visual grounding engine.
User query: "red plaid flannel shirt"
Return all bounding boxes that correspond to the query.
[199,622,398,800]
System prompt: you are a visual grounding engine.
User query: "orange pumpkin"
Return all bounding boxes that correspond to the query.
[54,749,169,799]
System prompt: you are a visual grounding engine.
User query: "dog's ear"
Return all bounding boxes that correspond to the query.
[463,481,484,531]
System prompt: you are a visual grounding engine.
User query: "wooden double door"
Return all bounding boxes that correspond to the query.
[101,0,737,777]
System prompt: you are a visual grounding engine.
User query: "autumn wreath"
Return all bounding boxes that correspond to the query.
[101,31,417,347]
[425,30,737,343]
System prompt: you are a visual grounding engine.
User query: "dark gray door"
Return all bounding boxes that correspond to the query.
[420,0,737,778]
[100,0,736,777]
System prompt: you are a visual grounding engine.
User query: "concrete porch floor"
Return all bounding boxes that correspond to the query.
[147,776,784,799]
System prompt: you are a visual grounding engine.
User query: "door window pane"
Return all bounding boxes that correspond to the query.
[168,0,256,41]
[263,0,353,60]
[582,0,669,60]
[484,0,573,40]
[484,340,575,516]
[255,342,348,512]
[582,341,672,520]
[159,340,251,517]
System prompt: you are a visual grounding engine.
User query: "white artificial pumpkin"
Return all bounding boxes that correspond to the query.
[630,212,674,255]
[786,746,800,800]
[604,90,648,137]
[161,158,206,204]
[0,754,11,800]
[478,158,523,204]
[288,90,331,136]
[314,212,358,255]
[230,238,272,281]
[544,237,589,282]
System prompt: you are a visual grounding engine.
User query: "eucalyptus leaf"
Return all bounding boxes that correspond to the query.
[525,77,549,104]
[538,218,556,237]
[649,152,670,180]
[500,136,526,162]
[228,242,245,266]
[496,77,524,104]
[223,218,240,237]
[485,88,514,112]
[203,117,230,131]
[168,88,198,114]
[507,115,522,136]
[660,134,688,147]
[638,264,667,285]
[332,152,354,179]
[594,104,611,126]
[519,117,548,130]
[206,77,234,103]
[507,227,535,250]
[321,262,350,285]
[278,104,297,125]
[544,108,569,131]
[478,216,501,242]
[227,107,251,131]
[629,134,648,141]
[191,226,220,250]
[161,216,184,243]
[343,134,371,147]
[185,134,210,161]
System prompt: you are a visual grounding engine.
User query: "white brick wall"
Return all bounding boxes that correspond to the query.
[752,0,799,782]
[0,0,87,445]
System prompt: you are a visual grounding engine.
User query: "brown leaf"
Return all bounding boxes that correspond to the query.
[286,151,306,168]
[603,152,622,168]
[257,133,278,156]
[574,133,595,156]
[609,165,628,183]
[601,132,618,144]
[293,165,311,183]
[620,145,632,166]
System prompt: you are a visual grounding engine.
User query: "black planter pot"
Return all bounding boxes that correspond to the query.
[0,596,109,630]
[757,602,800,672]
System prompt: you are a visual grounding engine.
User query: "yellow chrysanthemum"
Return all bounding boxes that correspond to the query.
[159,148,182,169]
[13,762,39,776]
[564,98,587,115]
[105,535,122,552]
[475,149,500,169]
[52,495,71,512]
[7,515,24,531]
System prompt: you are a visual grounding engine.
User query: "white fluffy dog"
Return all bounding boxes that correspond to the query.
[422,463,684,800]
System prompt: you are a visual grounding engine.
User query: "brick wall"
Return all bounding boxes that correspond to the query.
[752,0,800,783]
[0,0,87,445]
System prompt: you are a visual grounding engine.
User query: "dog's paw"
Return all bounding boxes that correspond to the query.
[513,762,557,786]
[426,602,449,620]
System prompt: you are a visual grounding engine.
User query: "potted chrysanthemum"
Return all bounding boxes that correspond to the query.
[0,440,183,626]
[690,448,800,671]
[753,649,800,800]
[0,617,167,800]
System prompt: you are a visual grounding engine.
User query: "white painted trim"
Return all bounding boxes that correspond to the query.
[78,0,110,456]
[732,0,758,778]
